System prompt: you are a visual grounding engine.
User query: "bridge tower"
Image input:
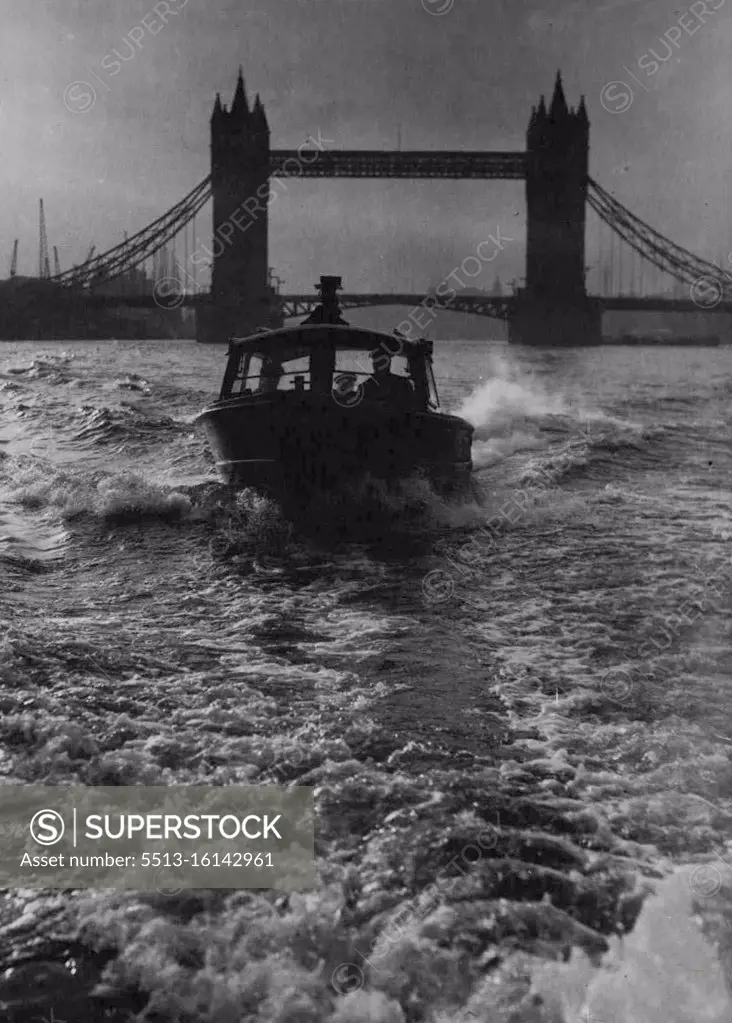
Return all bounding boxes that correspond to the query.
[510,73,602,345]
[197,70,280,343]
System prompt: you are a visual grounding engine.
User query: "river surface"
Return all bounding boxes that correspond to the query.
[1,335,732,1022]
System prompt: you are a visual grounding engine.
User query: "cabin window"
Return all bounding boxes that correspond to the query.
[333,350,375,380]
[276,355,311,391]
[388,354,411,381]
[333,351,411,380]
[235,354,263,395]
[331,350,419,406]
[425,360,440,409]
[233,352,312,394]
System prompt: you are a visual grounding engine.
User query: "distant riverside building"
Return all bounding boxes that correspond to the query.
[95,267,153,297]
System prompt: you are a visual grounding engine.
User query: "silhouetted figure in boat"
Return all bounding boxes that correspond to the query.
[259,356,283,393]
[363,355,416,408]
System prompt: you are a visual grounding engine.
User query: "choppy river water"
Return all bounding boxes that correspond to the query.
[2,335,732,1022]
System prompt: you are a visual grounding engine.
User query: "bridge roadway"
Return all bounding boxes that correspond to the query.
[84,292,732,318]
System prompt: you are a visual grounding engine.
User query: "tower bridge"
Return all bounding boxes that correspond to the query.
[40,69,732,346]
[199,69,596,344]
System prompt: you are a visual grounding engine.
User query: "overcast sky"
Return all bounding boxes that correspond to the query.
[2,0,731,291]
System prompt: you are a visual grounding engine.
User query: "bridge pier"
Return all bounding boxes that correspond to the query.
[508,293,602,346]
[195,298,282,344]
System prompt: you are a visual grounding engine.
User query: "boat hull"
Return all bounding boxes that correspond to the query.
[195,394,473,496]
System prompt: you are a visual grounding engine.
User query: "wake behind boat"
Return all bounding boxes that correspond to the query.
[195,276,474,496]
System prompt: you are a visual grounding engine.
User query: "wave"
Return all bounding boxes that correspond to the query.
[455,356,598,474]
[457,374,571,433]
[194,475,487,554]
[532,868,731,1022]
[454,354,659,492]
[6,464,192,523]
[70,403,186,446]
[113,372,152,394]
[3,354,76,384]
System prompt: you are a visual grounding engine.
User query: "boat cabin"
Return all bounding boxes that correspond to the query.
[218,324,441,412]
[197,276,472,495]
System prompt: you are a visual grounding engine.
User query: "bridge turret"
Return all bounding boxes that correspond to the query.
[526,94,546,150]
[211,92,224,125]
[574,95,589,147]
[231,66,250,124]
[251,94,269,138]
[549,71,568,120]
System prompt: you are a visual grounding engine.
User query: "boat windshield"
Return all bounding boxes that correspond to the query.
[333,351,422,408]
[333,350,411,382]
[223,335,433,411]
[231,350,312,395]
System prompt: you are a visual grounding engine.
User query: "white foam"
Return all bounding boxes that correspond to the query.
[455,355,570,433]
[532,869,731,1022]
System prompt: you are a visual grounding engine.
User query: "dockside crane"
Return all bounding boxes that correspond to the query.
[39,199,50,279]
[68,244,97,286]
[9,240,18,278]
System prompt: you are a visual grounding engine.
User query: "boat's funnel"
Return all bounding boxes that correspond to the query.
[303,275,348,325]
